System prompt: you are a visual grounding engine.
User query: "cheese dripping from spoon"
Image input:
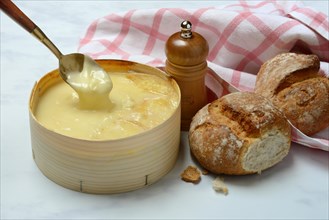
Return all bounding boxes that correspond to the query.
[66,56,113,110]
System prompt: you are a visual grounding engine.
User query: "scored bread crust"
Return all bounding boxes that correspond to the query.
[273,77,329,136]
[189,92,291,175]
[255,53,320,97]
[255,52,329,135]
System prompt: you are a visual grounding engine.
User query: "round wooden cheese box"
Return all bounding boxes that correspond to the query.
[29,60,181,194]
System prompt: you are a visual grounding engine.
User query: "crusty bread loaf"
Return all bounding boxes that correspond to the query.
[189,92,291,175]
[255,52,329,136]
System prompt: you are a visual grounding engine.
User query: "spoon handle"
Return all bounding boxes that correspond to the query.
[0,0,63,59]
[0,0,36,32]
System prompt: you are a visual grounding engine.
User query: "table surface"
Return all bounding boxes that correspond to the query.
[1,1,328,219]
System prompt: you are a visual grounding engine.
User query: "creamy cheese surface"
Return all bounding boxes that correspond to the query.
[66,56,113,109]
[35,72,179,140]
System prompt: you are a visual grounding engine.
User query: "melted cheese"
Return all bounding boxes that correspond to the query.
[35,72,179,140]
[66,56,113,109]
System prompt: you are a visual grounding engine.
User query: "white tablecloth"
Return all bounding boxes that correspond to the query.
[1,1,328,219]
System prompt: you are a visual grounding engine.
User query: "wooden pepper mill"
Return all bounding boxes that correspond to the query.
[165,20,209,131]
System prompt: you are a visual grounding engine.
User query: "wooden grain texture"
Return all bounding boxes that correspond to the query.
[165,32,209,66]
[29,60,181,194]
[0,0,36,33]
[165,31,209,130]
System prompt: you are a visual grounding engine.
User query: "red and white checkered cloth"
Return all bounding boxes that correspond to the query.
[78,0,329,151]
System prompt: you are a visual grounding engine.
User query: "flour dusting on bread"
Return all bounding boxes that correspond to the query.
[255,52,329,135]
[189,92,291,175]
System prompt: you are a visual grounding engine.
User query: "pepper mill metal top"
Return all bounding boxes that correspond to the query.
[180,20,192,39]
[165,20,209,66]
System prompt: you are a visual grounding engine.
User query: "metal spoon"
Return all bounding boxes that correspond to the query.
[0,0,103,86]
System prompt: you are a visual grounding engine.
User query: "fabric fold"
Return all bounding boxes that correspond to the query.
[78,0,329,151]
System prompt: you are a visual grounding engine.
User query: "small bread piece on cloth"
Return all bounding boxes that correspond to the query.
[180,165,201,183]
[255,52,329,136]
[189,92,291,175]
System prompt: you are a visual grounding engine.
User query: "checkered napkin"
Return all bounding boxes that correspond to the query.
[78,1,329,151]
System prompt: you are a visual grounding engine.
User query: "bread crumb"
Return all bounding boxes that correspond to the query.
[181,165,201,183]
[212,177,228,195]
[202,169,209,175]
